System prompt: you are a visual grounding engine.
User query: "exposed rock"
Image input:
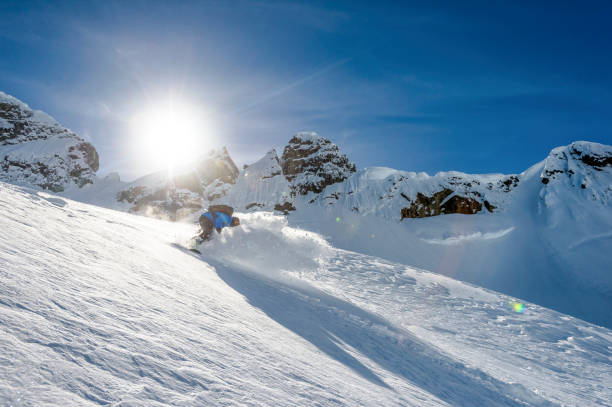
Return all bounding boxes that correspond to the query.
[483,200,497,212]
[541,141,612,187]
[0,91,99,191]
[281,132,356,196]
[246,202,264,210]
[443,195,482,215]
[117,186,147,204]
[571,147,612,169]
[500,176,520,192]
[76,143,99,172]
[117,148,239,220]
[401,188,482,219]
[274,201,296,215]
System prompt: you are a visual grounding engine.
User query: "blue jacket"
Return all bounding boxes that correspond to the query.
[201,211,233,230]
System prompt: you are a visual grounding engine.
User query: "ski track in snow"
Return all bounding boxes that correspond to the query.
[568,231,612,250]
[1,182,611,406]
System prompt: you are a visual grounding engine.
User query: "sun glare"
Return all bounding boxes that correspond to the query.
[130,99,213,172]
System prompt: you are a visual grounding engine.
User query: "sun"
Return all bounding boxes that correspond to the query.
[130,99,213,171]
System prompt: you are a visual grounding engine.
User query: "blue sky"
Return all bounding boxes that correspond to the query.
[1,0,611,180]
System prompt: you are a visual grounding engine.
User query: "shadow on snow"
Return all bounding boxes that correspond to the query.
[195,253,555,407]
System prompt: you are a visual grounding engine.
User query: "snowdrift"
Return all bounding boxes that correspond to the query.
[1,181,610,406]
[196,211,332,280]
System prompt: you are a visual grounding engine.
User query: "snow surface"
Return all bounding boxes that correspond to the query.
[0,91,31,111]
[1,181,611,406]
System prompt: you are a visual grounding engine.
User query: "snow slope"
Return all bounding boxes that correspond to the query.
[1,181,611,406]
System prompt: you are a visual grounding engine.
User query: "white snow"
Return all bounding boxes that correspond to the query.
[0,118,12,129]
[223,149,291,212]
[0,91,60,127]
[420,226,516,245]
[291,131,325,144]
[1,181,611,406]
[0,91,31,110]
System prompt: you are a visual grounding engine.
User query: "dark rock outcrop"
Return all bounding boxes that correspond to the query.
[281,132,356,196]
[401,188,482,219]
[483,200,497,212]
[0,91,99,191]
[274,201,296,215]
[571,147,612,170]
[246,202,264,210]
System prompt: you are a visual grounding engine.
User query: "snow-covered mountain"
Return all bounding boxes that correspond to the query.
[2,91,611,329]
[115,147,239,220]
[0,91,99,192]
[0,92,239,221]
[224,132,356,214]
[223,131,519,218]
[66,147,239,221]
[1,181,611,406]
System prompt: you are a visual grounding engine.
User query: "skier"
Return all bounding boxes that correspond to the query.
[198,204,240,241]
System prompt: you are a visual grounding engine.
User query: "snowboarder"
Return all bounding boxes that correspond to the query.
[198,205,240,241]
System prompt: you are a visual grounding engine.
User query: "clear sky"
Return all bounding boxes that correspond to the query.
[1,0,611,180]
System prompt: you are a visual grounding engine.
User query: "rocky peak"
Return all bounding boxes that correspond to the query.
[244,149,282,180]
[281,132,356,195]
[541,141,612,185]
[116,147,239,220]
[222,148,292,213]
[0,91,99,192]
[539,141,612,209]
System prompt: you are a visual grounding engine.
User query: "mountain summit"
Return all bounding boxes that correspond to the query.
[281,131,356,196]
[0,91,99,191]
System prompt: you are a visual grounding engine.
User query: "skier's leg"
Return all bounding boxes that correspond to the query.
[199,216,214,241]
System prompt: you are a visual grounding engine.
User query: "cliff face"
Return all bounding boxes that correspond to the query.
[0,92,98,192]
[223,133,524,220]
[400,188,483,219]
[281,132,356,196]
[223,133,357,215]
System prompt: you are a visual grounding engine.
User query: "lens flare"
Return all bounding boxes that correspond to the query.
[509,301,525,313]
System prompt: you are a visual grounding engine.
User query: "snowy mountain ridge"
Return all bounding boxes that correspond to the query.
[0,91,99,192]
[2,91,612,329]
